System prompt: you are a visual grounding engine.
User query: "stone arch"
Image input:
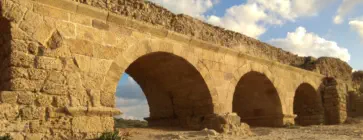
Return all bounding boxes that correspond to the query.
[108,50,214,129]
[293,83,324,126]
[232,71,283,127]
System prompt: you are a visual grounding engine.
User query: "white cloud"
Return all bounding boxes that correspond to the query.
[269,26,351,62]
[115,75,149,120]
[207,3,268,38]
[148,0,216,19]
[206,0,333,38]
[333,0,363,24]
[349,19,363,39]
[146,0,332,38]
[115,96,149,120]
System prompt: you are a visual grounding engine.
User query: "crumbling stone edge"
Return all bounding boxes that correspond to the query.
[30,0,329,80]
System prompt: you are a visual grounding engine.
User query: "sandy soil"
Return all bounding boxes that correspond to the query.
[118,118,363,140]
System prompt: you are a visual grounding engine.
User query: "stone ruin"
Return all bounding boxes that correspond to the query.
[0,0,362,139]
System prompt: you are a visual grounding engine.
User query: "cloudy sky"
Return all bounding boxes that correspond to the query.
[116,0,363,120]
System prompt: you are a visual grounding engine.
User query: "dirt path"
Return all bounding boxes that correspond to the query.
[119,118,363,140]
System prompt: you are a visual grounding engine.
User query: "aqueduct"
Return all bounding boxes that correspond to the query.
[0,0,351,139]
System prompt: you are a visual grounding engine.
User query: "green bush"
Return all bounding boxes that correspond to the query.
[98,131,121,140]
[0,134,12,140]
[114,118,148,128]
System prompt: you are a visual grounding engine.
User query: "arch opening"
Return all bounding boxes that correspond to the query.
[293,83,324,126]
[232,71,283,127]
[116,52,213,129]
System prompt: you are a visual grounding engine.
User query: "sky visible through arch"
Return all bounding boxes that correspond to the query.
[116,0,363,120]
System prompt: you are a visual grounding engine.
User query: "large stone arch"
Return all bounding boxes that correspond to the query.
[104,38,215,129]
[293,83,324,126]
[232,71,283,127]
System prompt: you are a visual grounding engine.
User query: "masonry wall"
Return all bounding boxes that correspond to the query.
[0,0,352,139]
[0,0,118,139]
[320,78,348,124]
[71,0,353,82]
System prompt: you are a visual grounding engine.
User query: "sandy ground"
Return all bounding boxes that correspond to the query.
[119,118,363,140]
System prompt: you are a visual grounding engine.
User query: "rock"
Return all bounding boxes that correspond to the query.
[300,57,353,81]
[202,128,219,136]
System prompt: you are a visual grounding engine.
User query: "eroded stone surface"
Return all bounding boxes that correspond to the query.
[0,0,355,139]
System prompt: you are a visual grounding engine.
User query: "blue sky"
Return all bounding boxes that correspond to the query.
[116,0,363,120]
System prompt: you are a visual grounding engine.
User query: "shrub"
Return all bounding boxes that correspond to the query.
[114,118,148,128]
[98,131,121,140]
[0,134,12,140]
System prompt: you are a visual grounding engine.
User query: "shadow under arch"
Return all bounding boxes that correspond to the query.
[293,83,324,126]
[120,52,214,129]
[232,71,283,127]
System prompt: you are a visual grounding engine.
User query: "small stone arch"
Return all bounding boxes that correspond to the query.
[293,83,324,126]
[232,71,283,127]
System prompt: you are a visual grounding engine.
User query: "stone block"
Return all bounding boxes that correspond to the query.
[0,103,19,121]
[88,89,101,107]
[34,0,78,12]
[56,21,76,38]
[74,54,91,72]
[42,71,67,95]
[19,11,55,45]
[167,31,191,44]
[46,30,64,50]
[10,133,24,140]
[66,107,121,117]
[103,32,117,46]
[8,78,37,91]
[33,3,69,21]
[27,42,40,55]
[72,116,103,133]
[76,24,103,43]
[67,39,94,56]
[69,88,90,107]
[11,40,28,53]
[92,19,109,30]
[21,106,46,120]
[27,69,48,80]
[47,107,67,118]
[5,2,28,23]
[146,25,168,38]
[10,51,35,68]
[65,72,83,90]
[107,13,127,25]
[66,107,87,116]
[18,91,35,105]
[70,13,92,26]
[36,94,53,107]
[89,58,113,75]
[93,44,122,59]
[76,3,108,21]
[54,96,70,107]
[25,133,43,140]
[101,117,114,132]
[81,73,105,90]
[42,81,67,95]
[35,56,63,71]
[100,92,115,107]
[8,67,29,79]
[0,91,18,104]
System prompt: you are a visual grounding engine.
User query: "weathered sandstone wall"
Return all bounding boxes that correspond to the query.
[349,71,363,117]
[71,0,353,81]
[0,0,354,139]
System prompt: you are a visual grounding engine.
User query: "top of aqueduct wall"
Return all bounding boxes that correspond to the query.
[22,0,353,82]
